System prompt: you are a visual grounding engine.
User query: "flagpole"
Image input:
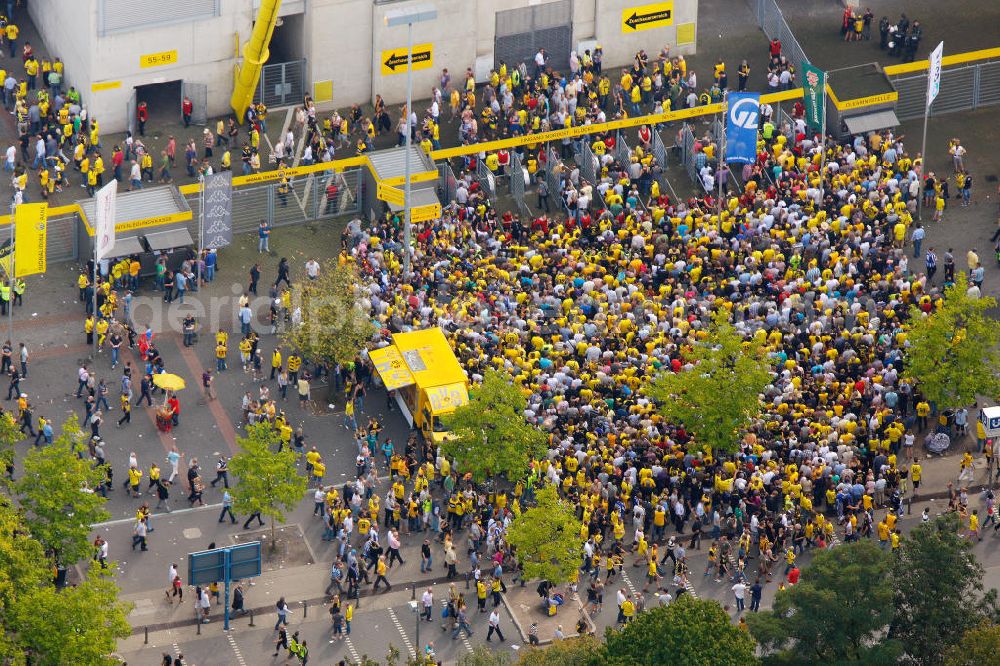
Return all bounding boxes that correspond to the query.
[92,241,98,359]
[917,104,929,221]
[7,200,14,344]
[198,174,205,290]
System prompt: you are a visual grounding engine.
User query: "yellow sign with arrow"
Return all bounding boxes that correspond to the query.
[621,2,673,32]
[377,181,405,206]
[410,202,442,223]
[380,43,434,76]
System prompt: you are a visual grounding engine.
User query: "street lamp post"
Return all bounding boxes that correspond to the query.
[384,4,437,279]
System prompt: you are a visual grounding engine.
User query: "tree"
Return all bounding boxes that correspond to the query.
[457,645,513,666]
[516,635,606,666]
[892,514,986,665]
[228,422,308,547]
[645,309,771,454]
[605,596,758,666]
[0,411,20,486]
[9,568,132,666]
[15,416,109,565]
[283,260,376,368]
[747,540,899,663]
[506,484,584,585]
[0,498,50,664]
[944,623,1000,666]
[905,271,1000,408]
[441,368,547,483]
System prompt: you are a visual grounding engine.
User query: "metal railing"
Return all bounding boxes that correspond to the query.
[892,60,1000,121]
[751,0,811,67]
[437,162,458,204]
[474,158,497,200]
[650,131,679,202]
[183,168,362,239]
[509,151,531,219]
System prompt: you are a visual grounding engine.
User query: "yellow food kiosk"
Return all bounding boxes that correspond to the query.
[368,328,469,443]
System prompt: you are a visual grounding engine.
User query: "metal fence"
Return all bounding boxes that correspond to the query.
[650,131,679,201]
[545,147,562,201]
[750,0,810,67]
[509,151,531,218]
[437,162,458,204]
[183,168,362,239]
[577,142,597,188]
[892,60,1000,121]
[254,59,307,108]
[475,158,497,200]
[494,0,573,71]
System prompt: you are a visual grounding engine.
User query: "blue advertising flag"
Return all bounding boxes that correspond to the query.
[725,93,760,164]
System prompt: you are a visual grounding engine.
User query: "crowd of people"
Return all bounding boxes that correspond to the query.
[332,100,994,626]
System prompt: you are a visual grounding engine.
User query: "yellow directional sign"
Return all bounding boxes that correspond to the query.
[381,43,434,76]
[410,202,442,223]
[621,2,673,32]
[377,181,405,206]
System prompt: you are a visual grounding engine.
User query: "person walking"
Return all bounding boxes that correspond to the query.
[452,606,473,640]
[421,587,434,622]
[244,510,265,530]
[154,478,171,512]
[131,518,148,551]
[732,580,746,612]
[373,555,391,592]
[219,490,237,524]
[274,597,291,631]
[486,608,506,642]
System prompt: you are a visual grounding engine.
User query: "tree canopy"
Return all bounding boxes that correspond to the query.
[605,596,758,666]
[516,635,606,666]
[15,416,109,565]
[905,271,1000,407]
[442,368,547,483]
[645,309,771,454]
[228,422,308,545]
[506,483,584,584]
[748,540,899,663]
[892,514,987,665]
[282,260,376,367]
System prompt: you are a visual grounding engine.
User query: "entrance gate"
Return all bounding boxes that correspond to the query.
[254,60,307,108]
[494,0,572,72]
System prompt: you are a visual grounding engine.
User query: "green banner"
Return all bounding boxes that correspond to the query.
[801,61,826,134]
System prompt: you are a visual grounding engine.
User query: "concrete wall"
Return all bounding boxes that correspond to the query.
[305,0,374,107]
[32,0,700,132]
[594,0,699,68]
[31,0,252,133]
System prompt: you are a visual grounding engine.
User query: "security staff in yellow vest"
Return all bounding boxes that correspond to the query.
[0,281,8,315]
[12,278,24,306]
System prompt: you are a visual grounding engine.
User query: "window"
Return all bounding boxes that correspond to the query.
[99,0,220,36]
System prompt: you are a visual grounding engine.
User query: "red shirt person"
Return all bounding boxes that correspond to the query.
[167,395,180,426]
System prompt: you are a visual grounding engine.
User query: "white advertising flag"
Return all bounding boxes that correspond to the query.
[93,180,118,261]
[927,41,944,109]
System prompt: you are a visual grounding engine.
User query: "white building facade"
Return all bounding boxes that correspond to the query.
[29,0,699,133]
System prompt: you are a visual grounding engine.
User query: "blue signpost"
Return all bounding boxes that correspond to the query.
[188,541,262,630]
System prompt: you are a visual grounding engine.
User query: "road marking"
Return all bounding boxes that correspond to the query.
[619,569,638,595]
[226,632,247,666]
[386,607,415,657]
[345,636,361,661]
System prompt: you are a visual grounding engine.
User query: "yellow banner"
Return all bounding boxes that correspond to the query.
[381,43,433,76]
[81,209,191,236]
[140,50,178,69]
[622,2,673,32]
[14,203,47,277]
[833,91,898,111]
[91,80,121,92]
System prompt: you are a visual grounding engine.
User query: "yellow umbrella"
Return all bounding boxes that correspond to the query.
[153,373,186,392]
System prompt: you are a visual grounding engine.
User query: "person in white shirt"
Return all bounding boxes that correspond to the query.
[305,259,320,280]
